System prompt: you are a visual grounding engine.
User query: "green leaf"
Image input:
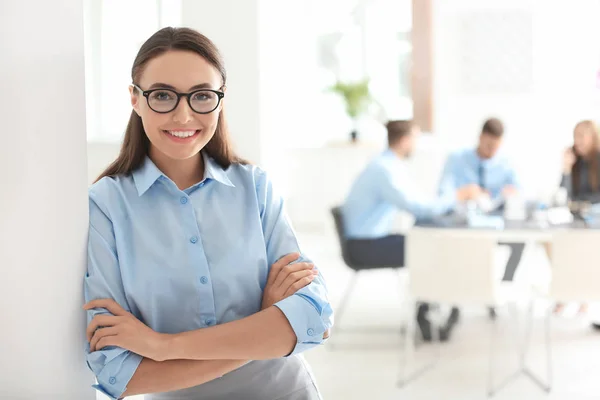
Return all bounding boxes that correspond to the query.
[329,79,372,118]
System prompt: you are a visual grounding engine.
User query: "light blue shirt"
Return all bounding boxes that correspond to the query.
[84,153,333,399]
[438,148,520,203]
[342,149,456,239]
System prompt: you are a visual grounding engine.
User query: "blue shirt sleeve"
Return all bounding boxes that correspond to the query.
[504,163,520,189]
[377,165,456,220]
[84,194,143,399]
[254,169,334,355]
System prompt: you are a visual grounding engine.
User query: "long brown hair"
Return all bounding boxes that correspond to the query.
[95,27,245,183]
[572,120,600,195]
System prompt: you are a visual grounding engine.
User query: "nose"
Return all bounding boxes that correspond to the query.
[172,98,194,124]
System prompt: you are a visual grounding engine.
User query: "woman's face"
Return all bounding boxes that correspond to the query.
[130,50,224,163]
[573,125,596,156]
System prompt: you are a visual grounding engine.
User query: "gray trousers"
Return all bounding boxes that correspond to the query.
[146,355,322,400]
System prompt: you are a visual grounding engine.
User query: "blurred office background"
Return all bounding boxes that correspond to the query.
[2,0,600,399]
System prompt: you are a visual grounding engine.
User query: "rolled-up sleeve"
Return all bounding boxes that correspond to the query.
[84,195,143,399]
[254,169,334,355]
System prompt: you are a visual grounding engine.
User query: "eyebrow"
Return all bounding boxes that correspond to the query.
[148,82,214,91]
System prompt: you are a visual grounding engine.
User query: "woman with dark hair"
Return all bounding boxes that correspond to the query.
[553,120,600,318]
[83,27,332,399]
[561,120,600,204]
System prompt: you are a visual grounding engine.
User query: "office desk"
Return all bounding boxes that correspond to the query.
[414,213,594,242]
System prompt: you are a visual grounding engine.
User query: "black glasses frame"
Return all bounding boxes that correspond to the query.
[132,84,225,114]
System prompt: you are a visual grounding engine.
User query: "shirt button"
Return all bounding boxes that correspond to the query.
[109,377,116,385]
[190,236,198,244]
[180,197,188,204]
[200,276,209,284]
[205,319,215,326]
[199,181,205,187]
[307,328,315,336]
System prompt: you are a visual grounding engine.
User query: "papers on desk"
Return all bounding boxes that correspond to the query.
[467,214,505,229]
[546,207,574,225]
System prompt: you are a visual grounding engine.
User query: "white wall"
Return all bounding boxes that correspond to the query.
[0,0,94,397]
[88,142,121,184]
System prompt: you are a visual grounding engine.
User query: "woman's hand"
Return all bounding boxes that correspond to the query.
[84,299,168,361]
[261,252,318,310]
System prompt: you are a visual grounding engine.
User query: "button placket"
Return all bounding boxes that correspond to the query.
[182,191,217,333]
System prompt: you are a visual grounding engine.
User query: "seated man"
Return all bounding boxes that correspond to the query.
[438,117,526,317]
[342,120,479,340]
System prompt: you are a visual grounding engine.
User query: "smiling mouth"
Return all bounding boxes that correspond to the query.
[163,130,200,138]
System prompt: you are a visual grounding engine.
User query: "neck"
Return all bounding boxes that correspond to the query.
[390,146,407,159]
[149,147,205,190]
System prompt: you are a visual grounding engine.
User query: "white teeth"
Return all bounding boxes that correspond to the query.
[167,130,197,138]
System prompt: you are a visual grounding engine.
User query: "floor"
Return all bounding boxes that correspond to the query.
[299,229,600,400]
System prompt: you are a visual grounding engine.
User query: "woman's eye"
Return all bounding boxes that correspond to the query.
[151,91,175,101]
[193,92,214,102]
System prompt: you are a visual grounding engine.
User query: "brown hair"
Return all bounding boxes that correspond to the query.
[386,120,414,146]
[481,118,504,137]
[572,120,600,195]
[95,27,245,183]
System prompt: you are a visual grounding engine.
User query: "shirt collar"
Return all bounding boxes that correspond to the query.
[132,152,235,196]
[383,148,408,165]
[202,152,235,188]
[132,156,164,196]
[473,148,499,165]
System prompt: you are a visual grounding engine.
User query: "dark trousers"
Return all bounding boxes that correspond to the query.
[347,234,405,268]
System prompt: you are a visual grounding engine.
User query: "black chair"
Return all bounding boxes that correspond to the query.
[330,206,403,330]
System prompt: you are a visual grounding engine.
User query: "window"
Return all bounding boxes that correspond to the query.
[84,0,181,141]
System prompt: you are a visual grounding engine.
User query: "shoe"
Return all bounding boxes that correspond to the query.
[592,323,600,331]
[416,303,432,342]
[439,308,460,342]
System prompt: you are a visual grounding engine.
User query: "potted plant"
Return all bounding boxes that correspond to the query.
[330,79,372,142]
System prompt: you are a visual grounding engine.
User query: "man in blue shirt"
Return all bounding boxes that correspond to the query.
[342,120,479,263]
[438,118,526,318]
[438,118,520,210]
[342,120,480,340]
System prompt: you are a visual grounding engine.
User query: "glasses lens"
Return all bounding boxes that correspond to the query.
[190,90,219,113]
[147,89,178,112]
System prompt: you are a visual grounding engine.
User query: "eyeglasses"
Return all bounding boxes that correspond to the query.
[132,84,225,114]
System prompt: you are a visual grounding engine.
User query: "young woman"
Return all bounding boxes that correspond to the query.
[551,120,600,316]
[561,120,600,204]
[83,27,333,400]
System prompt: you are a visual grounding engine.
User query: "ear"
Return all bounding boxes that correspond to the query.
[129,85,141,116]
[218,85,227,112]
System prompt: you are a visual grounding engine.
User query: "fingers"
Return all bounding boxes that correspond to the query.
[90,326,119,352]
[282,273,317,298]
[281,268,318,291]
[83,298,128,317]
[86,315,121,342]
[272,262,314,289]
[267,253,301,286]
[95,335,117,352]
